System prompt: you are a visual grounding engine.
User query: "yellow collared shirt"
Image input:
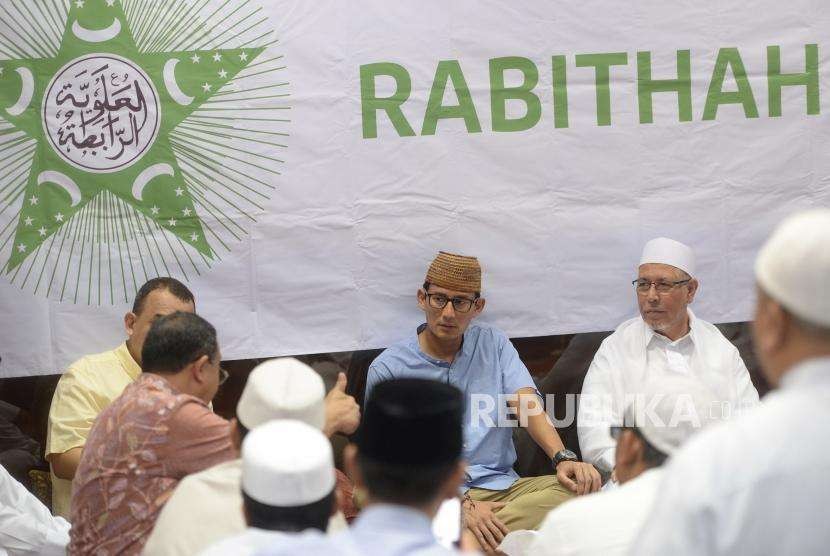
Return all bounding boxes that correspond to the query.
[46,342,140,519]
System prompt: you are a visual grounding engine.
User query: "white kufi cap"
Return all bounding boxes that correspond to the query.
[624,375,722,456]
[236,358,325,430]
[755,209,830,328]
[241,419,335,506]
[639,237,696,277]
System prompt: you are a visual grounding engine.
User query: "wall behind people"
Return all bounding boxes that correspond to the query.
[2,0,828,378]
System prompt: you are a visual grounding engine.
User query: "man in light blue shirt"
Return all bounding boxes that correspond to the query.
[259,378,469,556]
[366,251,601,552]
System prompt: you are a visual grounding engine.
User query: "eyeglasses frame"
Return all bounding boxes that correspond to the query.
[424,291,481,313]
[631,278,691,294]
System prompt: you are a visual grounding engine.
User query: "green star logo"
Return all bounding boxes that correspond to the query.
[0,0,288,302]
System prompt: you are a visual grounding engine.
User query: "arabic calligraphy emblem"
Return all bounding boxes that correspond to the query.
[44,54,160,172]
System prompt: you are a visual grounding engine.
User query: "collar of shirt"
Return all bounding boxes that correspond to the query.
[138,371,181,398]
[139,372,216,412]
[352,504,436,541]
[643,308,698,349]
[411,323,473,367]
[780,356,830,390]
[114,342,142,381]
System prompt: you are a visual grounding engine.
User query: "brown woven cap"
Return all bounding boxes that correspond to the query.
[425,251,481,293]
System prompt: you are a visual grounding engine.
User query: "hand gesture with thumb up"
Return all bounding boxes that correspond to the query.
[324,372,361,437]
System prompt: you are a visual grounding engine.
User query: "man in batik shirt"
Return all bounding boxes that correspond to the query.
[69,312,235,556]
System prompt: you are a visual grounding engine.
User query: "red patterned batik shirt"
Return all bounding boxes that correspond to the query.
[69,373,235,556]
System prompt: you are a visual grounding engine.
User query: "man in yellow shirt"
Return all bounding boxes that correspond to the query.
[45,277,196,518]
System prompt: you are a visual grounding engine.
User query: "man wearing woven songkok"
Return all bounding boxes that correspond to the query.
[366,251,601,551]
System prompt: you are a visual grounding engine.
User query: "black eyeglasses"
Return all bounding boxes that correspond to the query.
[425,292,479,313]
[632,278,691,294]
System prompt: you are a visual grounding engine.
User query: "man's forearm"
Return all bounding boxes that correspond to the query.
[48,447,82,480]
[525,410,565,459]
[515,391,603,495]
[513,389,565,459]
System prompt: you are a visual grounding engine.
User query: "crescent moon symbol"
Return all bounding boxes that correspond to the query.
[37,171,82,207]
[163,59,194,106]
[71,18,122,43]
[132,163,175,201]
[6,67,34,116]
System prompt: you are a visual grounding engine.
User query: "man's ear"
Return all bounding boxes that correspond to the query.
[191,354,210,383]
[474,297,486,314]
[686,279,699,304]
[758,298,790,354]
[615,430,641,467]
[124,312,137,337]
[417,288,427,310]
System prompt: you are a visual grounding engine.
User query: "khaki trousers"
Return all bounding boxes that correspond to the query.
[467,475,572,531]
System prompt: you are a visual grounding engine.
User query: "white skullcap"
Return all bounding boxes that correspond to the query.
[755,209,830,328]
[236,358,325,430]
[624,375,722,456]
[639,237,696,277]
[241,419,335,506]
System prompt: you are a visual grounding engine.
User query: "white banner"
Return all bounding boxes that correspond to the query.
[1,0,829,377]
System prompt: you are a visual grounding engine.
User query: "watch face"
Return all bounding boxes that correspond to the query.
[555,449,578,464]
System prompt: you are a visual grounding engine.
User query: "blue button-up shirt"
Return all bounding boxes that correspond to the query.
[366,323,537,492]
[256,504,456,556]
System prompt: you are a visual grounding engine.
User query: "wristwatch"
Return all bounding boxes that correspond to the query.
[552,449,579,469]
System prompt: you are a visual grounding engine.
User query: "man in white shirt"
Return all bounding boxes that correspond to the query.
[630,209,830,555]
[142,358,357,556]
[199,420,337,556]
[0,464,69,556]
[528,375,721,556]
[578,237,759,473]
